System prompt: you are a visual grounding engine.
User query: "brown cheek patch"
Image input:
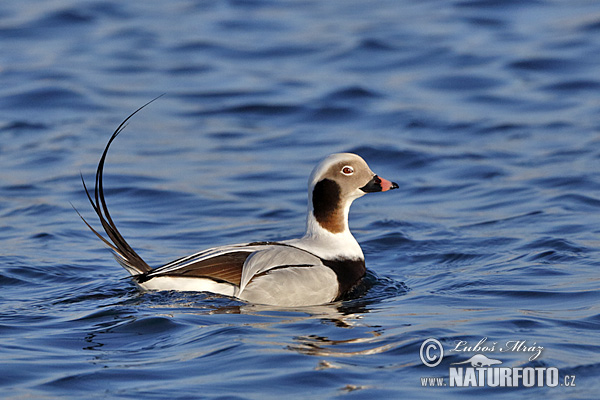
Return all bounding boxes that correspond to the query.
[312,179,345,233]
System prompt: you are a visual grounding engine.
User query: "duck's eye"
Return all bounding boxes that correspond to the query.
[341,166,354,176]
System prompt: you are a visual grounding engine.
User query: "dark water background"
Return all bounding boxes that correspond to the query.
[1,1,599,398]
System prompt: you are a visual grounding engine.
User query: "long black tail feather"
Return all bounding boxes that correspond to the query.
[77,96,164,275]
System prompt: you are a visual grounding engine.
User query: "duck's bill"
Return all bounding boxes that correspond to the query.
[360,175,399,193]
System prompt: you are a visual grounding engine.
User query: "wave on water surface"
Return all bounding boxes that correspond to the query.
[0,0,599,398]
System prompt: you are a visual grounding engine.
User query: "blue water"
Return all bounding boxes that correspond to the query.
[1,0,599,398]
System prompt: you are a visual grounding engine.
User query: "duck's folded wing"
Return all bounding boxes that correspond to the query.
[134,243,333,305]
[135,244,261,286]
[135,242,321,288]
[237,246,340,306]
[238,246,324,295]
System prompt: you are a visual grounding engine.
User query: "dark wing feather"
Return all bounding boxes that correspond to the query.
[136,252,252,286]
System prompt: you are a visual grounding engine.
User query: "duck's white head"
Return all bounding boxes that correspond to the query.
[306,153,398,237]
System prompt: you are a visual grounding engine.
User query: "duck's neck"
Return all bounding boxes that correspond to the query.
[286,178,364,260]
[297,201,363,261]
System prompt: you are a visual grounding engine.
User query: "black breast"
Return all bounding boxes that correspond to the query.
[322,258,366,300]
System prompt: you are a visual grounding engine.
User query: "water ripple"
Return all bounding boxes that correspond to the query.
[1,0,600,398]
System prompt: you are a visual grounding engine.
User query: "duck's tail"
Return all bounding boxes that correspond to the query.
[76,96,164,275]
